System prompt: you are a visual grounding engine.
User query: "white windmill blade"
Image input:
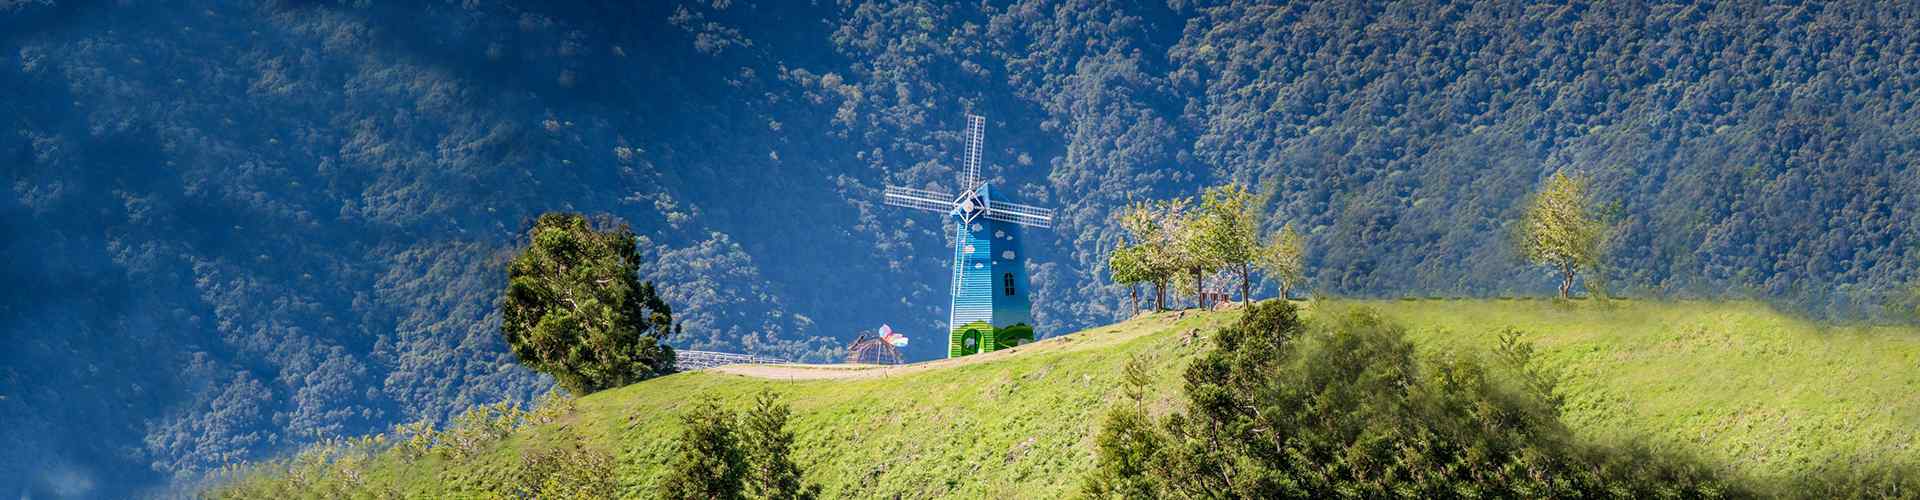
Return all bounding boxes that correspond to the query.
[961,114,985,190]
[883,185,958,214]
[984,200,1054,228]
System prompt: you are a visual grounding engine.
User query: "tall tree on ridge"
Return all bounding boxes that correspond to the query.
[1108,243,1151,316]
[1194,185,1261,305]
[1518,172,1610,299]
[501,212,678,395]
[1117,199,1186,312]
[1259,223,1307,301]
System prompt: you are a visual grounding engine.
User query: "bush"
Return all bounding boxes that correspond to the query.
[658,391,820,500]
[1084,301,1741,498]
[203,436,394,499]
[440,401,524,461]
[658,397,748,500]
[510,432,616,500]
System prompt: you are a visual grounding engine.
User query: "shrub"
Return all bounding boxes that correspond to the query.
[441,401,524,461]
[658,397,747,500]
[510,432,616,500]
[203,436,394,499]
[526,388,579,426]
[1085,301,1740,498]
[658,391,820,500]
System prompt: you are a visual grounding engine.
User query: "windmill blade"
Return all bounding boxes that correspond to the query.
[984,200,1054,228]
[883,185,958,214]
[961,114,985,190]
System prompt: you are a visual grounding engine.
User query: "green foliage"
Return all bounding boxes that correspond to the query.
[1081,354,1168,499]
[1107,243,1154,314]
[658,397,748,500]
[509,432,616,500]
[525,388,578,426]
[502,212,679,395]
[1115,199,1194,311]
[208,302,1920,498]
[1086,301,1740,498]
[32,3,1920,489]
[740,390,820,500]
[203,436,396,500]
[1258,224,1307,300]
[1892,281,1920,322]
[1192,184,1262,303]
[393,418,438,461]
[1518,172,1611,299]
[440,401,525,461]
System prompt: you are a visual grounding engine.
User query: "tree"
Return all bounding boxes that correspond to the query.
[740,390,820,500]
[1258,224,1306,300]
[659,398,747,500]
[1192,185,1261,305]
[1116,199,1187,312]
[500,212,678,395]
[1517,172,1610,299]
[1172,205,1222,309]
[1107,243,1151,316]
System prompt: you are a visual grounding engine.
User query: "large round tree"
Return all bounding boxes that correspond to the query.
[501,212,677,394]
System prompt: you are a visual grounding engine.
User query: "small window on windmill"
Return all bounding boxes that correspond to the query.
[1003,273,1016,296]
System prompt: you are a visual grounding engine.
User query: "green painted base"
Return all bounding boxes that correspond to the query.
[949,321,1035,357]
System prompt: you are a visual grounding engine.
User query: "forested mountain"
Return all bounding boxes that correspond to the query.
[4,1,1918,497]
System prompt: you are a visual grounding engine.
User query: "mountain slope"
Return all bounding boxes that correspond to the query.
[11,1,1920,495]
[216,300,1920,498]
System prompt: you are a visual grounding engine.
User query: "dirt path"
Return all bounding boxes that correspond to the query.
[707,308,1223,380]
[708,363,918,380]
[709,343,1021,380]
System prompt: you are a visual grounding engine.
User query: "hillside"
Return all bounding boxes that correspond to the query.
[214,300,1920,497]
[12,2,1920,494]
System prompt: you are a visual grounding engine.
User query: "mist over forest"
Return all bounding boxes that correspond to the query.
[4,1,1918,497]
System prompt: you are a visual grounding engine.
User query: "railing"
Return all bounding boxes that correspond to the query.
[675,350,789,371]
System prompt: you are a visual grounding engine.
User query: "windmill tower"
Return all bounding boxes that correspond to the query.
[884,114,1055,358]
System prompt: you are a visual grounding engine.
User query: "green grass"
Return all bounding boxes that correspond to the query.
[584,310,1229,499]
[337,309,1233,499]
[1346,299,1920,485]
[225,300,1920,497]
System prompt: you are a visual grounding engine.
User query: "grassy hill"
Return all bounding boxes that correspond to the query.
[1370,299,1920,484]
[215,300,1920,498]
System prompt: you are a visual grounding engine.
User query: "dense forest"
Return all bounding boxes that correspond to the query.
[4,0,1919,496]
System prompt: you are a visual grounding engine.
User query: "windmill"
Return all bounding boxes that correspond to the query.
[883,114,1055,358]
[845,325,909,365]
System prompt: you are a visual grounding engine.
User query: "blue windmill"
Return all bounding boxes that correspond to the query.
[883,114,1055,358]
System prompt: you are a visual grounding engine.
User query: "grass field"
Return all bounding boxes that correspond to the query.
[1355,299,1920,485]
[231,300,1920,498]
[366,308,1231,499]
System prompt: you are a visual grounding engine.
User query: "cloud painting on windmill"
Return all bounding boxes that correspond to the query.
[883,114,1053,358]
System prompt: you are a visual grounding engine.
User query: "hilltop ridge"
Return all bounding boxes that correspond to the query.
[211,300,1920,498]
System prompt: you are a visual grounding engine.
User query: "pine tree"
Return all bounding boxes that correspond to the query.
[740,390,819,500]
[501,212,678,394]
[658,398,747,500]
